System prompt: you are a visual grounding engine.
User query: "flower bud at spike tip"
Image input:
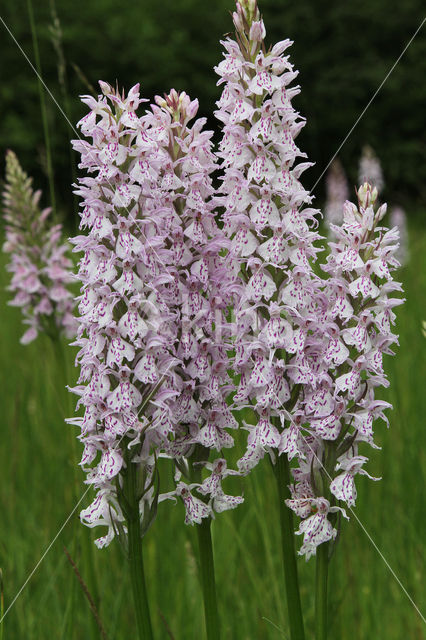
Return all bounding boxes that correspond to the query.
[233,0,261,36]
[358,182,378,208]
[238,0,259,25]
[249,20,266,42]
[155,89,199,123]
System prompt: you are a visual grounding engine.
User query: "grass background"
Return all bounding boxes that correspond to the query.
[0,216,424,639]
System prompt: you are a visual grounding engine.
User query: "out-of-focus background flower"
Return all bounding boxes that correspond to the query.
[0,1,424,639]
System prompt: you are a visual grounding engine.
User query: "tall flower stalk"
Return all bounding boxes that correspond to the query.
[214,0,326,636]
[285,183,403,638]
[71,82,242,639]
[2,150,76,344]
[143,89,242,639]
[70,82,181,639]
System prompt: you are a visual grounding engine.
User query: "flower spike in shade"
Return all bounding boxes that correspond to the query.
[389,206,409,265]
[2,150,77,344]
[358,145,384,195]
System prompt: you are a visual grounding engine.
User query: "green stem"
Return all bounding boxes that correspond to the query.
[27,0,56,216]
[274,454,305,640]
[189,447,220,640]
[49,0,79,217]
[124,462,153,640]
[196,519,220,640]
[49,337,78,640]
[315,543,329,640]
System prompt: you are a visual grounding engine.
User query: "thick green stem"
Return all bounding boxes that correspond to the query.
[315,542,329,640]
[125,462,153,640]
[189,447,220,640]
[274,454,305,640]
[196,519,220,640]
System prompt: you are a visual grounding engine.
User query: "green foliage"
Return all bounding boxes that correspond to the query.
[0,0,425,221]
[262,0,426,207]
[0,220,424,638]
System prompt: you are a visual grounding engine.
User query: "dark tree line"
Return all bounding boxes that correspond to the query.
[1,0,425,221]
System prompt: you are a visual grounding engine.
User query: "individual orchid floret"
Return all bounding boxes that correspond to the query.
[358,145,384,195]
[286,183,404,557]
[215,0,322,476]
[80,490,125,549]
[2,150,77,344]
[294,498,345,560]
[176,482,212,525]
[197,459,243,514]
[324,158,349,235]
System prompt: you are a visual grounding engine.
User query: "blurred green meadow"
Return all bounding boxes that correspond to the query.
[0,218,424,639]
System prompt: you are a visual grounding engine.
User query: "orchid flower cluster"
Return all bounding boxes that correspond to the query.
[67,0,404,563]
[285,183,403,557]
[69,82,243,546]
[214,0,403,559]
[2,149,76,344]
[324,159,349,236]
[215,0,323,479]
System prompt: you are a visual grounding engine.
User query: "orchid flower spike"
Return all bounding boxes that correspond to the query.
[215,0,323,474]
[70,82,180,547]
[286,183,404,557]
[142,89,243,523]
[324,158,349,236]
[2,150,77,344]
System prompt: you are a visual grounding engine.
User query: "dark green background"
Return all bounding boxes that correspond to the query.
[0,0,425,216]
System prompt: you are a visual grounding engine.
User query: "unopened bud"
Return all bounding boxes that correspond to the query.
[375,202,387,222]
[232,9,244,32]
[235,0,259,29]
[249,20,266,42]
